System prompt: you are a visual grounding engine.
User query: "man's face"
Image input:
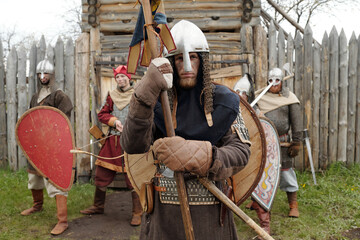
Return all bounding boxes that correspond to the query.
[115,73,130,90]
[174,52,200,89]
[38,73,51,84]
[268,81,282,94]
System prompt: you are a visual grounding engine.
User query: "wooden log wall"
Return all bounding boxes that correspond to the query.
[255,20,360,171]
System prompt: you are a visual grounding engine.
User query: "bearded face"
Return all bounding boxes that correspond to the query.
[174,52,200,89]
[38,73,51,85]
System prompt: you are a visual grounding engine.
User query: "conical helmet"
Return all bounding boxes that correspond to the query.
[163,20,209,72]
[36,58,54,78]
[234,74,251,95]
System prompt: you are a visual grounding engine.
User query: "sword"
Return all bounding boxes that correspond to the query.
[303,129,317,185]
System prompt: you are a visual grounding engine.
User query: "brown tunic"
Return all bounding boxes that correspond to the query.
[121,94,250,240]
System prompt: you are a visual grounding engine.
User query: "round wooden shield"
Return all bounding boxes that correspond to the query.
[229,97,267,206]
[251,117,281,211]
[124,148,156,195]
[15,106,75,192]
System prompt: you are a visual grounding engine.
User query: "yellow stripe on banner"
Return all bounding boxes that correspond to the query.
[158,24,176,53]
[140,40,152,67]
[127,43,142,74]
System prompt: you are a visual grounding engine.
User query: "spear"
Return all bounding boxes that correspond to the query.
[139,1,195,239]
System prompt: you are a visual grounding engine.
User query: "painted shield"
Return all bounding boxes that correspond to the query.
[251,117,281,211]
[16,106,75,191]
[229,97,267,206]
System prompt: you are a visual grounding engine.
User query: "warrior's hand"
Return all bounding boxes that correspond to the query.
[114,120,123,132]
[153,136,213,177]
[134,57,173,108]
[288,141,301,157]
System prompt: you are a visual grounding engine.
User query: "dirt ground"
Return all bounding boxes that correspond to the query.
[54,191,141,240]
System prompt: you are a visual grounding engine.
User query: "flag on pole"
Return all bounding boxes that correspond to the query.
[127,0,176,74]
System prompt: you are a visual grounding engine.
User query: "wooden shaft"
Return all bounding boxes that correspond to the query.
[140,1,195,239]
[198,178,274,240]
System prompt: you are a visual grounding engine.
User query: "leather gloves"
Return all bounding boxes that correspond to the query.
[288,141,301,157]
[153,136,213,177]
[134,58,173,108]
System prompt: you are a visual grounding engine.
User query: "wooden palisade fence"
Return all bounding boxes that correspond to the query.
[0,34,93,183]
[248,19,360,171]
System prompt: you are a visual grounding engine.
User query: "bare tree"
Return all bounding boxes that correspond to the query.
[59,0,82,40]
[263,0,360,33]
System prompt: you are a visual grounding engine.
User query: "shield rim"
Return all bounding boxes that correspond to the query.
[230,96,267,206]
[15,106,76,192]
[251,116,281,211]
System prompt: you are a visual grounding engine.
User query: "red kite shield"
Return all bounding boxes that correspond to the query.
[16,106,75,191]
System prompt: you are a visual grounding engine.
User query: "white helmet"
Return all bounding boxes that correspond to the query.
[268,68,283,86]
[163,20,209,72]
[234,74,251,95]
[36,58,54,79]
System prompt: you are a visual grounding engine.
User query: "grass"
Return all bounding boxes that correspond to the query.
[236,162,360,240]
[0,162,360,240]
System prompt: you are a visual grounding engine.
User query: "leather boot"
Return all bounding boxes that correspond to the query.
[21,189,43,216]
[130,191,142,226]
[252,201,271,235]
[51,195,68,235]
[80,187,106,215]
[287,191,299,218]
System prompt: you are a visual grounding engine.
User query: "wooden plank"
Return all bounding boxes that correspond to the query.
[328,27,339,165]
[98,2,241,12]
[356,36,360,164]
[268,21,277,70]
[90,26,102,160]
[240,24,254,78]
[294,31,304,170]
[65,38,75,127]
[286,33,294,91]
[303,25,313,170]
[47,45,55,66]
[17,45,28,169]
[75,33,91,183]
[99,18,242,33]
[90,9,241,22]
[319,32,329,169]
[28,43,37,106]
[6,47,18,170]
[337,30,348,163]
[347,33,358,165]
[278,28,285,70]
[55,37,65,91]
[0,40,7,167]
[254,25,267,90]
[312,42,320,171]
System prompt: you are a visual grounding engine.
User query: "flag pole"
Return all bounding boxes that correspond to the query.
[140,1,195,239]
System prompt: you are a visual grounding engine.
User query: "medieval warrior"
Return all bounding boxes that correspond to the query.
[120,20,251,239]
[255,68,302,218]
[80,65,142,226]
[21,58,73,235]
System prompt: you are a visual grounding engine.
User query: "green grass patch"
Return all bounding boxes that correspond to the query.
[236,162,360,239]
[1,162,360,239]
